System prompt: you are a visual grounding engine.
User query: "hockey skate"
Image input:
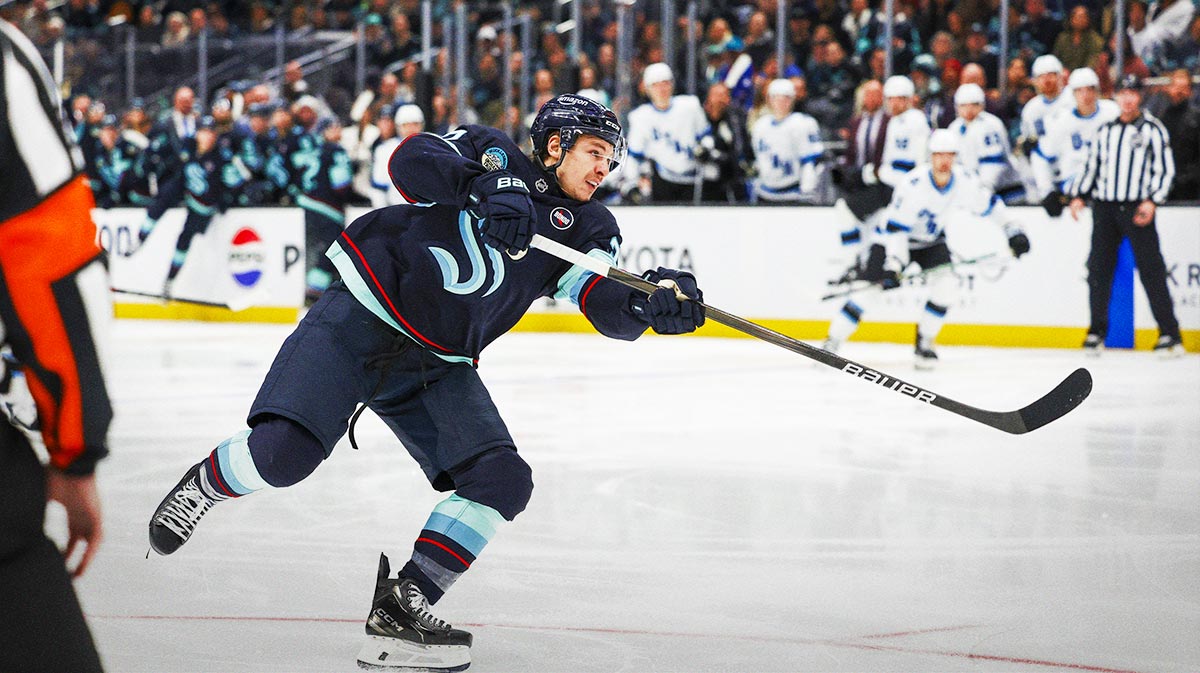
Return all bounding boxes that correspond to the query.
[148,462,224,555]
[1153,334,1183,359]
[1082,333,1104,357]
[914,334,938,370]
[356,554,472,672]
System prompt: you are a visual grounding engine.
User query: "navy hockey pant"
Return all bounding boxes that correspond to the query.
[247,282,524,495]
[0,422,104,673]
[1086,201,1180,339]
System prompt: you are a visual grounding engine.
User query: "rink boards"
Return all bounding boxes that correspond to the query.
[98,205,1200,352]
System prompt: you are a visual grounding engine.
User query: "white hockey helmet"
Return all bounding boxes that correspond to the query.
[883,75,915,99]
[1067,67,1100,90]
[954,83,986,106]
[928,128,958,154]
[1031,54,1064,77]
[395,104,425,125]
[767,78,795,99]
[642,62,674,87]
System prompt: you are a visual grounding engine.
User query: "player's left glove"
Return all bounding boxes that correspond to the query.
[1008,232,1031,258]
[470,170,536,255]
[859,243,901,289]
[630,268,706,334]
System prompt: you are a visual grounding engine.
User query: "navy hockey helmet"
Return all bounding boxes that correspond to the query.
[530,94,627,172]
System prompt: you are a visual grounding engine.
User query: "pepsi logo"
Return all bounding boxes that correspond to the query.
[228,227,265,287]
[550,207,574,230]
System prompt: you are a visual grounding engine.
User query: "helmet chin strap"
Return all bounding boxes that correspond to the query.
[537,140,569,191]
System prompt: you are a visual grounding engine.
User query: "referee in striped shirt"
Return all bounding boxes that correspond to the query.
[1,17,111,673]
[1068,75,1182,356]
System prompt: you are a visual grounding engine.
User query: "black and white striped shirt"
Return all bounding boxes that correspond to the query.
[0,19,84,223]
[1068,111,1175,204]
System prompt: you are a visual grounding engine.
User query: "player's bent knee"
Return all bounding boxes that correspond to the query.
[449,447,534,521]
[247,414,326,487]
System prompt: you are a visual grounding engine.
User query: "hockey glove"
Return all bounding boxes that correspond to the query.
[859,243,901,289]
[1041,190,1067,218]
[1008,232,1031,259]
[630,268,706,334]
[470,170,536,255]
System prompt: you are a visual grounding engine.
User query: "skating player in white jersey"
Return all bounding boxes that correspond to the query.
[1030,68,1118,217]
[877,76,931,189]
[822,129,1031,369]
[1019,54,1071,152]
[828,75,933,341]
[624,62,711,202]
[949,83,1028,203]
[750,78,824,202]
[370,104,426,207]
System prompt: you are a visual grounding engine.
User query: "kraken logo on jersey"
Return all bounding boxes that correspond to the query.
[429,211,505,297]
[482,147,508,171]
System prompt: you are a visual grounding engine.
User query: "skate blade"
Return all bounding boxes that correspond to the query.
[356,635,470,672]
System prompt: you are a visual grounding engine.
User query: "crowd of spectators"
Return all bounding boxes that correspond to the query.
[3,0,1197,206]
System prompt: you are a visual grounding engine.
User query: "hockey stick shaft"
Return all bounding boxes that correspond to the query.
[530,234,1091,434]
[820,253,1002,301]
[111,287,245,311]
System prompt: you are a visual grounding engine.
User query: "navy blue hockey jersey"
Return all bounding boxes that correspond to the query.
[329,125,648,363]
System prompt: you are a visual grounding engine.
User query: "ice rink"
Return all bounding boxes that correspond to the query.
[68,319,1198,673]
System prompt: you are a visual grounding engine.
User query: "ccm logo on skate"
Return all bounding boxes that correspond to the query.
[842,363,937,403]
[228,227,265,287]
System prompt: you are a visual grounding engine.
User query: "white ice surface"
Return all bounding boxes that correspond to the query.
[68,320,1199,673]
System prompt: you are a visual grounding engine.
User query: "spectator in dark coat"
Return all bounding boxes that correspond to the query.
[1148,69,1200,200]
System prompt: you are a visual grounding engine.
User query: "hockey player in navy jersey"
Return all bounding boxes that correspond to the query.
[147,94,705,671]
[161,116,246,298]
[294,117,354,303]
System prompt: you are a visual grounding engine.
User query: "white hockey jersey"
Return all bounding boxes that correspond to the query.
[881,165,1020,248]
[750,112,824,200]
[947,111,1026,201]
[370,136,403,208]
[878,108,931,188]
[625,95,711,185]
[1020,93,1072,142]
[1030,99,1120,197]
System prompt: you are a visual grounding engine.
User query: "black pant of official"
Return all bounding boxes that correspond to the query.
[0,422,104,673]
[1086,201,1180,340]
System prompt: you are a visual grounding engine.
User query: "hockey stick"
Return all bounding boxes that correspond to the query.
[529,234,1091,435]
[111,287,264,312]
[820,253,1002,301]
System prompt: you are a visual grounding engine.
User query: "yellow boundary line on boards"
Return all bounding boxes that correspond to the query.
[113,304,1198,352]
[511,312,1199,352]
[114,302,299,324]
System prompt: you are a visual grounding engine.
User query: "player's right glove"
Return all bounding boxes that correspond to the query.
[470,170,536,255]
[860,243,901,290]
[630,268,706,334]
[1040,190,1067,218]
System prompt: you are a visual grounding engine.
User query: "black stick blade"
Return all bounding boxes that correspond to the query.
[1015,367,1093,434]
